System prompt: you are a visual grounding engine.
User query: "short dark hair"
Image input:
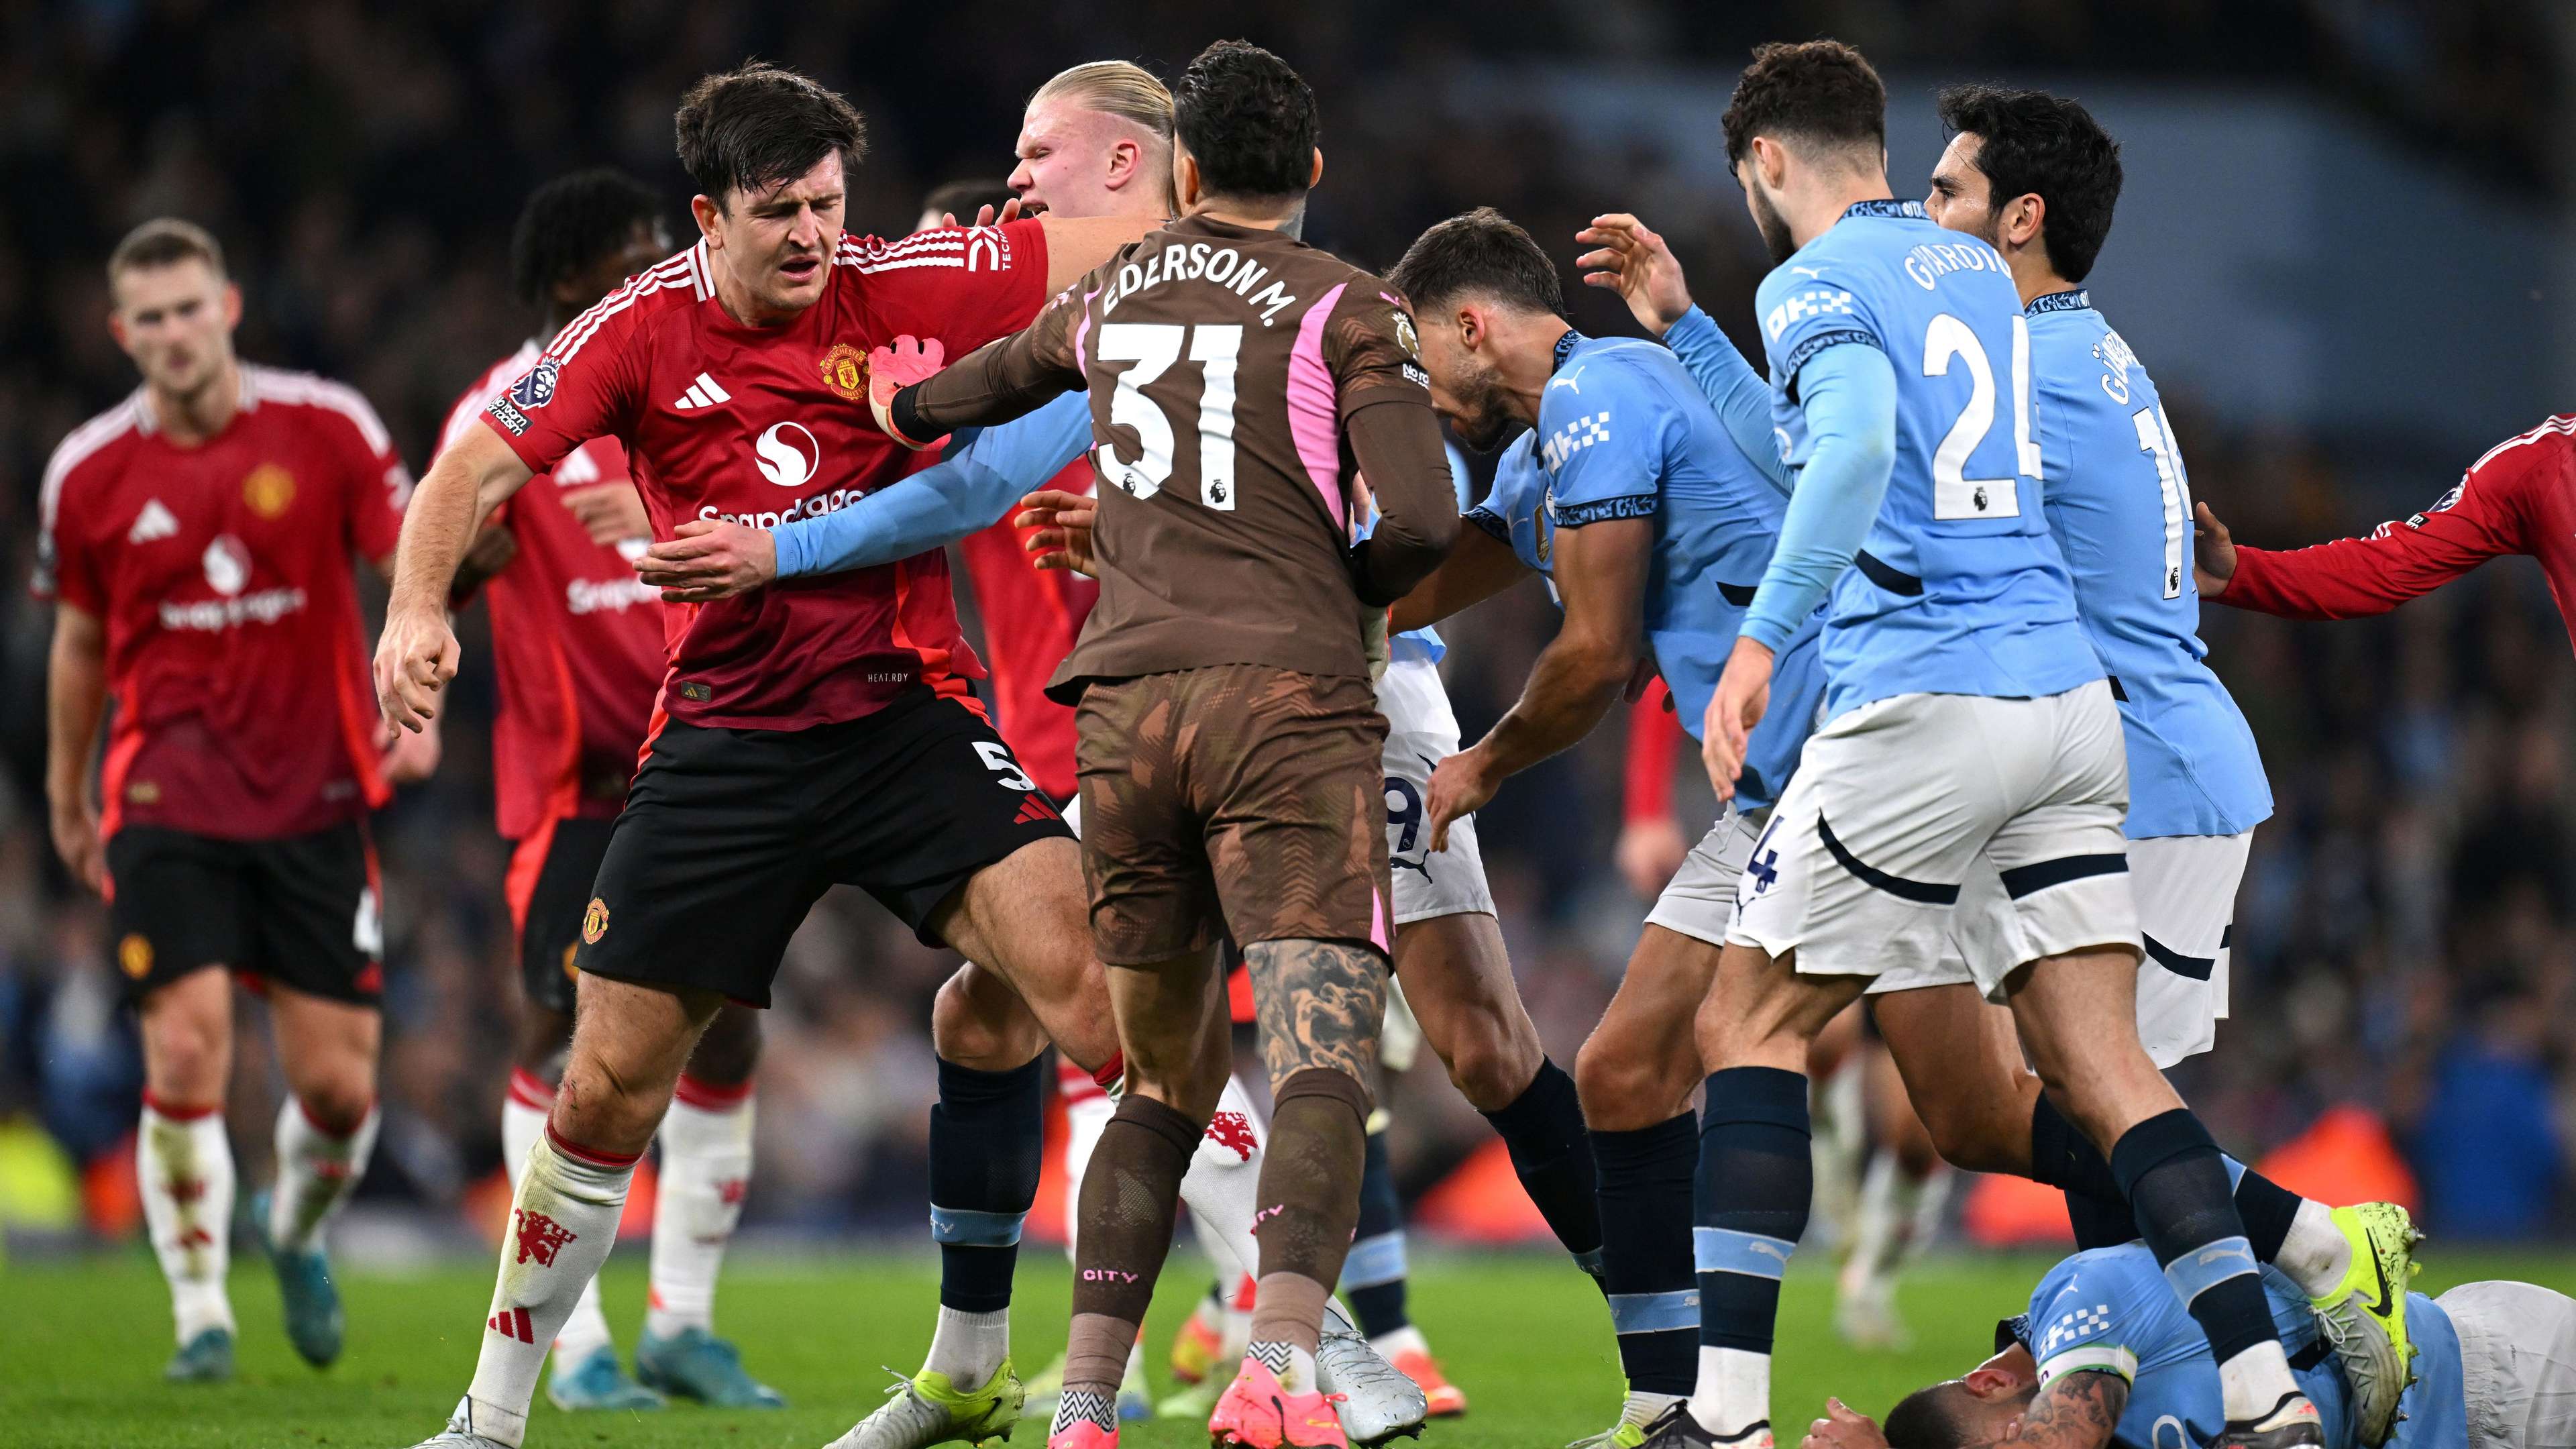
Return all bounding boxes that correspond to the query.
[919,179,1018,223]
[510,168,663,308]
[674,61,867,208]
[1884,1383,1978,1449]
[107,217,224,284]
[1936,84,2123,283]
[1173,40,1319,201]
[1388,207,1564,317]
[1721,40,1887,171]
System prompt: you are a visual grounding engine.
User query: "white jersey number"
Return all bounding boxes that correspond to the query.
[1093,322,1242,511]
[1923,313,2039,521]
[2132,404,2192,599]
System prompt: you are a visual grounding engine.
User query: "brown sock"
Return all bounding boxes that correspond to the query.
[1245,1067,1373,1375]
[1062,1093,1200,1418]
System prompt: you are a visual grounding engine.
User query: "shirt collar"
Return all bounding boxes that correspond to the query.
[1552,326,1585,372]
[133,366,255,436]
[2025,288,2092,316]
[1842,198,1926,221]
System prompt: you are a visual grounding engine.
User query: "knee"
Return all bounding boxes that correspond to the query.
[1913,1091,2017,1175]
[684,1007,763,1086]
[1574,1034,1689,1132]
[931,968,1043,1072]
[1443,1014,1538,1113]
[142,1009,228,1100]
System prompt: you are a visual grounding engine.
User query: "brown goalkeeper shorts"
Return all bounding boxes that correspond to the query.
[1075,665,1393,967]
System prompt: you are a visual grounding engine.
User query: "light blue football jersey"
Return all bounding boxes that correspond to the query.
[2006,1244,2468,1449]
[1464,331,1825,811]
[2023,290,2269,839]
[1375,443,1476,667]
[1756,200,2099,718]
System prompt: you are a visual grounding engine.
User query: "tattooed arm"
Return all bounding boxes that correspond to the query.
[1997,1372,2127,1449]
[1243,938,1386,1088]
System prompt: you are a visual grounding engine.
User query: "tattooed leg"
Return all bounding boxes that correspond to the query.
[1242,938,1386,1390]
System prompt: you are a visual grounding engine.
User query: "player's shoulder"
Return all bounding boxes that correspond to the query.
[443,345,541,448]
[42,392,151,527]
[2462,413,2576,487]
[242,363,394,453]
[834,221,1033,290]
[545,246,706,364]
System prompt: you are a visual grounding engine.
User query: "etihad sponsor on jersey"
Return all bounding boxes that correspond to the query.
[1099,241,1301,326]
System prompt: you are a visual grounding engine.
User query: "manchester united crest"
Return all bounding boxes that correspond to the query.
[243,464,295,518]
[820,342,866,402]
[582,897,609,945]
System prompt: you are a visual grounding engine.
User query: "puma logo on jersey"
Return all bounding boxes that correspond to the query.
[129,498,179,543]
[673,372,733,410]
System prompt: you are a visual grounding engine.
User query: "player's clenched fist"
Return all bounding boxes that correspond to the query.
[374,605,460,734]
[1703,635,1774,802]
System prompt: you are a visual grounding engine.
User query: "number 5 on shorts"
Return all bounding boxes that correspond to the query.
[974,740,1037,792]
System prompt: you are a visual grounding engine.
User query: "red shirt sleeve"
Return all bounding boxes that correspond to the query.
[1623,679,1683,826]
[34,447,101,611]
[486,282,650,476]
[316,384,409,562]
[2220,425,2546,619]
[865,219,1051,355]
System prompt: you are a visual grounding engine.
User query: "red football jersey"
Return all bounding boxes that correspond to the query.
[955,454,1098,800]
[479,222,1050,731]
[2220,415,2576,647]
[36,366,410,840]
[441,341,665,842]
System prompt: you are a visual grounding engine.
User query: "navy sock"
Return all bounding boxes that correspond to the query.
[1480,1057,1605,1279]
[2028,1093,2129,1202]
[1591,1114,1699,1395]
[1343,1127,1410,1339]
[2230,1161,2305,1265]
[2112,1109,2275,1368]
[1694,1068,1811,1356]
[928,1055,1046,1313]
[2063,1187,2139,1250]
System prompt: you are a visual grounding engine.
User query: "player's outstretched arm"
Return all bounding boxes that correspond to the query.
[44,602,108,894]
[2202,488,2514,620]
[376,421,533,732]
[1574,213,1695,335]
[1389,521,1531,633]
[1424,515,1651,851]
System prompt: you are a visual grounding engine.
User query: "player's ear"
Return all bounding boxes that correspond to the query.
[690,194,724,249]
[2010,193,2045,253]
[1308,148,1324,190]
[220,282,243,331]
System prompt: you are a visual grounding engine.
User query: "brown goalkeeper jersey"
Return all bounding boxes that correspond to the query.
[892,214,1458,702]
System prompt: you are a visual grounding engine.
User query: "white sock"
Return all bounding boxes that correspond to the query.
[140,1095,235,1344]
[1059,1060,1114,1263]
[2273,1198,2352,1301]
[1222,1274,1254,1360]
[645,1076,753,1339]
[1843,1150,1948,1287]
[923,1306,1010,1391]
[1175,1075,1268,1281]
[1367,1324,1430,1359]
[1621,1390,1685,1428]
[269,1097,380,1253]
[1688,1346,1772,1440]
[1807,1065,1866,1251]
[2217,1338,2303,1424]
[462,1128,635,1446]
[502,1070,612,1368]
[1248,1340,1320,1393]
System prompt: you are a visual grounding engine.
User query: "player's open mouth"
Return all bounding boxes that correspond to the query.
[780,256,820,280]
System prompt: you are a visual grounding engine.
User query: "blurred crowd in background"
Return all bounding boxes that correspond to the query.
[2,0,2573,1249]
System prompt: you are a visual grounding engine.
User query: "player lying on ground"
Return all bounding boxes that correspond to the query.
[1381,204,1832,1446]
[436,167,777,1412]
[42,217,439,1385]
[374,62,1342,1449]
[1573,77,2416,1439]
[1672,40,2323,1449]
[1805,1243,2575,1449]
[871,40,1459,1449]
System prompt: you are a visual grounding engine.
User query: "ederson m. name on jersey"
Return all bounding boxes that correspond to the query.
[1758,200,2098,718]
[1466,329,1826,811]
[2023,287,2269,843]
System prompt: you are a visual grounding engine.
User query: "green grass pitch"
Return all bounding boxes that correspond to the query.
[7,1246,2571,1448]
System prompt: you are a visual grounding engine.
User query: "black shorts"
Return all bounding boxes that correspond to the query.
[575,690,1073,1007]
[507,815,617,1015]
[104,821,382,1006]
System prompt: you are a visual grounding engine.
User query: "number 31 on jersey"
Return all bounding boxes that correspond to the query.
[1093,322,1241,510]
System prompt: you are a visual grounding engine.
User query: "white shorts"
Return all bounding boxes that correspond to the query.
[1644,806,1766,947]
[1874,829,2253,1069]
[1725,683,2140,988]
[1378,657,1496,924]
[2443,1280,2576,1449]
